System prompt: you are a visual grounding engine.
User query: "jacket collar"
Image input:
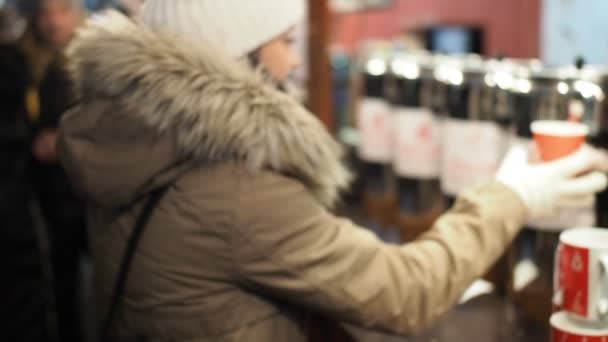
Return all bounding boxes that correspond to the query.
[66,12,352,207]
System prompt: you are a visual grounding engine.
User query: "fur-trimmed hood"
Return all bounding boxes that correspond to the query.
[58,11,351,208]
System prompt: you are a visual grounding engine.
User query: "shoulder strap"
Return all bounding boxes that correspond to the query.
[101,186,170,342]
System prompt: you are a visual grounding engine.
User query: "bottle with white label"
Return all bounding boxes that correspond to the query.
[449,57,520,297]
[356,51,396,230]
[387,53,444,241]
[440,55,509,206]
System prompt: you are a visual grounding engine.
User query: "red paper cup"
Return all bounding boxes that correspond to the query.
[551,311,608,341]
[531,120,589,162]
[555,228,608,323]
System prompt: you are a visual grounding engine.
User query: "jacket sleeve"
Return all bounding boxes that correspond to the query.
[231,171,526,335]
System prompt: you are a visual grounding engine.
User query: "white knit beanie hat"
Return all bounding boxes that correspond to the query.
[140,0,305,58]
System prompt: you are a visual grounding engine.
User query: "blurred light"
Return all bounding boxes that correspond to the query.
[515,65,531,79]
[569,101,584,120]
[574,80,604,99]
[448,70,464,86]
[391,59,420,79]
[366,58,387,76]
[529,59,543,72]
[484,74,496,87]
[557,82,569,95]
[557,67,574,79]
[495,71,514,90]
[434,66,452,82]
[516,79,532,93]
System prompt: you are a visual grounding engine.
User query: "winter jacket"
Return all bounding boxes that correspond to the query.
[58,12,527,341]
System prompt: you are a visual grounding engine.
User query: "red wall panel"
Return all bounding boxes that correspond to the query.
[332,0,541,58]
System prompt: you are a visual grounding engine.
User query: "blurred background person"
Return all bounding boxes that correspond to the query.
[1,0,86,341]
[26,1,86,340]
[0,4,51,342]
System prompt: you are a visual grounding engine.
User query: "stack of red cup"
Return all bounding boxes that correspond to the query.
[531,120,608,340]
[552,227,608,341]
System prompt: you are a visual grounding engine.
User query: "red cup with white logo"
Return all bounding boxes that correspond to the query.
[531,120,589,162]
[551,311,608,341]
[554,228,608,323]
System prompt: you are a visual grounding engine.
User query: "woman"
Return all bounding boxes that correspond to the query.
[58,1,608,340]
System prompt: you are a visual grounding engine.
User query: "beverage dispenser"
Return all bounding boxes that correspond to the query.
[506,60,608,328]
[512,63,605,231]
[355,43,399,241]
[385,51,444,241]
[439,55,509,205]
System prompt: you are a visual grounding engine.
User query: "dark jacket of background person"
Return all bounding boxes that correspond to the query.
[21,26,85,243]
[0,21,84,342]
[26,30,86,342]
[0,37,51,342]
[58,14,527,341]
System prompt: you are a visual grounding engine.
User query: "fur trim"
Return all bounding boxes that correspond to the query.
[66,12,352,207]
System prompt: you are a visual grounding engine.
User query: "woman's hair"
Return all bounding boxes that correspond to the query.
[247,52,260,70]
[247,51,287,93]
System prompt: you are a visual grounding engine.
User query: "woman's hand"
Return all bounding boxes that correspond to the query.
[496,144,608,219]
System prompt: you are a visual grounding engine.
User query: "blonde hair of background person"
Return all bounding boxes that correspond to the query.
[57,0,608,340]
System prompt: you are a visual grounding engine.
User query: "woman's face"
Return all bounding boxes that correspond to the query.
[257,29,301,83]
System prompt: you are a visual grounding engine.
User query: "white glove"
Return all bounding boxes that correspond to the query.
[496,145,608,219]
